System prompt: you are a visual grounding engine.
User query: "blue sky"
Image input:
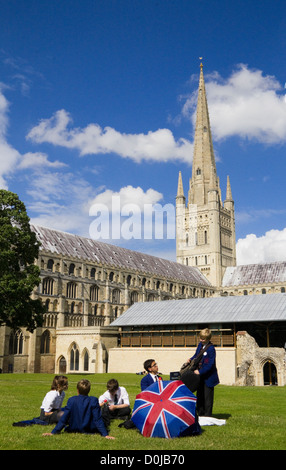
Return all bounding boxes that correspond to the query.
[1,0,286,265]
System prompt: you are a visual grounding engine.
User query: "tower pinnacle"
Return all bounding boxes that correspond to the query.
[176,171,185,199]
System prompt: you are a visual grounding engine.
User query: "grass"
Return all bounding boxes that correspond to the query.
[0,372,285,451]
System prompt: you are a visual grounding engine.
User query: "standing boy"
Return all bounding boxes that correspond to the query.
[189,328,219,416]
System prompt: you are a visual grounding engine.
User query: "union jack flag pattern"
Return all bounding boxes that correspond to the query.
[131,380,197,439]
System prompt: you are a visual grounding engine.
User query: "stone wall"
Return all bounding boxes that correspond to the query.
[108,346,237,385]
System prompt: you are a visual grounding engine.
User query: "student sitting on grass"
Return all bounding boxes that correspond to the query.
[99,378,131,422]
[40,375,68,424]
[42,379,115,439]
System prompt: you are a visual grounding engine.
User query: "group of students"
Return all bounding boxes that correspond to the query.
[41,377,131,439]
[40,327,219,438]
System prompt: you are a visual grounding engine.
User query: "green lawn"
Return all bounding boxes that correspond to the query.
[1,373,285,451]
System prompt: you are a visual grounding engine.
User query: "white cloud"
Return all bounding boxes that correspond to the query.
[25,64,286,167]
[18,152,67,170]
[236,227,286,265]
[28,181,170,243]
[88,185,176,242]
[89,185,163,211]
[0,87,68,189]
[27,170,95,235]
[27,109,194,164]
[183,64,286,144]
[0,88,21,189]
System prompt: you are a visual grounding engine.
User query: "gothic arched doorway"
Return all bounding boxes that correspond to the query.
[263,361,277,386]
[59,356,67,374]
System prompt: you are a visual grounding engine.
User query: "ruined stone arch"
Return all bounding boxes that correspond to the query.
[262,359,278,385]
[259,354,278,385]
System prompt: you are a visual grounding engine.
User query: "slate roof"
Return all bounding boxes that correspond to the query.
[222,262,286,287]
[31,225,211,286]
[110,293,286,326]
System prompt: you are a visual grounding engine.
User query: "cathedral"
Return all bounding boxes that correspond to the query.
[0,63,285,385]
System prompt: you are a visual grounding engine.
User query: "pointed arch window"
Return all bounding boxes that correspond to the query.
[83,350,89,371]
[67,282,77,298]
[40,330,51,353]
[47,259,54,271]
[42,277,54,295]
[9,330,23,355]
[69,263,75,275]
[204,230,208,244]
[70,344,79,371]
[90,285,99,301]
[130,291,138,305]
[112,289,121,304]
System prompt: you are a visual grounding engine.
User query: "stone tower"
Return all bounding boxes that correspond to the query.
[176,62,236,288]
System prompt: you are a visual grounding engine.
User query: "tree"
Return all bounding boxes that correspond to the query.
[0,190,45,332]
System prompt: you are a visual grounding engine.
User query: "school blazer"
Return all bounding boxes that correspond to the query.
[140,373,159,391]
[191,342,220,388]
[51,395,108,436]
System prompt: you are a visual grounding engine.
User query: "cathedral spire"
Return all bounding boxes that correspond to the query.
[189,61,218,206]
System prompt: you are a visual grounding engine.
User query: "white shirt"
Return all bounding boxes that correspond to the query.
[99,386,130,406]
[41,390,65,412]
[150,373,161,383]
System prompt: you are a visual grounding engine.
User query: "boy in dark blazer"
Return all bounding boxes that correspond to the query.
[189,328,219,417]
[42,379,115,439]
[140,359,162,391]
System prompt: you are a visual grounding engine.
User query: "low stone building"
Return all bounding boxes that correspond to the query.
[109,293,286,386]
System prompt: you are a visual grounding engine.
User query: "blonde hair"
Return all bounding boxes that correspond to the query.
[200,328,212,341]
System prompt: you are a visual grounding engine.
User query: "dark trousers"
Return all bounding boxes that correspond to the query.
[40,408,62,424]
[101,404,131,430]
[109,406,131,419]
[196,381,214,417]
